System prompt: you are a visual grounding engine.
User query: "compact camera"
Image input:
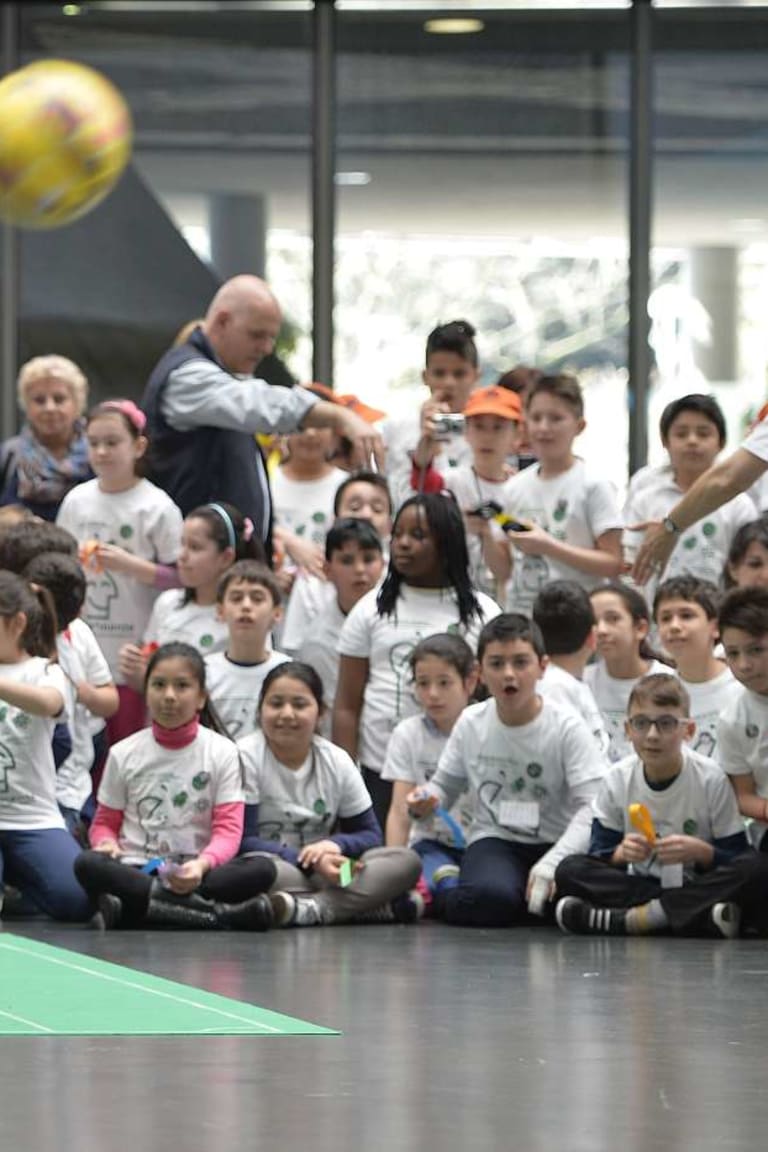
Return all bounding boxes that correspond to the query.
[432,413,466,438]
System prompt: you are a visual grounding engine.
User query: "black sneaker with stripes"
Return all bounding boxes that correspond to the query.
[556,896,627,936]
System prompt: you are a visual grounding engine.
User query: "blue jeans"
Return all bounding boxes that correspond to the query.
[0,828,92,921]
[434,836,550,927]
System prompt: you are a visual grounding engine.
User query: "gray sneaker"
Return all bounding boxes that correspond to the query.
[709,902,740,939]
[270,892,329,928]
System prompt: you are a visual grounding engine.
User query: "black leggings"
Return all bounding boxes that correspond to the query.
[74,852,277,926]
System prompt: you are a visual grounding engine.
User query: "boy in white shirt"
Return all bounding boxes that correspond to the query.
[653,575,740,760]
[407,613,605,926]
[717,587,768,850]
[409,385,522,599]
[532,580,610,759]
[625,395,755,601]
[205,561,289,739]
[556,673,766,938]
[501,374,624,616]
[297,519,385,736]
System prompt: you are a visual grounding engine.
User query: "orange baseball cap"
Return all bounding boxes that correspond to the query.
[305,382,387,423]
[463,386,522,422]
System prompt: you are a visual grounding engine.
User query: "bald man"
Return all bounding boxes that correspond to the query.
[142,275,381,551]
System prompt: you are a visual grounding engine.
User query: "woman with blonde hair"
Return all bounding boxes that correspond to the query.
[0,354,92,521]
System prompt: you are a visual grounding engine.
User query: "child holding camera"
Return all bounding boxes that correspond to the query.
[409,386,522,599]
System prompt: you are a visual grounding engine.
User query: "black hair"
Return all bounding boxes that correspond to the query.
[718,586,768,640]
[0,570,58,658]
[409,632,476,680]
[477,613,545,662]
[425,319,478,368]
[23,551,86,630]
[377,494,481,629]
[144,641,228,736]
[590,581,666,663]
[628,672,690,715]
[526,374,584,419]
[659,394,726,448]
[0,520,77,573]
[181,502,266,604]
[324,517,383,562]
[653,575,720,623]
[258,660,325,714]
[724,516,768,589]
[532,580,595,656]
[216,560,282,606]
[333,471,393,517]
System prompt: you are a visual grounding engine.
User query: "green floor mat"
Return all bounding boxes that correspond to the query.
[0,934,338,1036]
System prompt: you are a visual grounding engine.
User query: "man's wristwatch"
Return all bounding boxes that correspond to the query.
[662,515,680,535]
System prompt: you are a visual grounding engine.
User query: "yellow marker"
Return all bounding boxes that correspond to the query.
[628,802,656,842]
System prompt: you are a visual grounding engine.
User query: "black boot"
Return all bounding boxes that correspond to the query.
[91,893,123,930]
[145,883,273,931]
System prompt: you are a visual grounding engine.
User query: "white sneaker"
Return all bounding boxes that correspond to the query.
[270,892,328,928]
[710,902,740,940]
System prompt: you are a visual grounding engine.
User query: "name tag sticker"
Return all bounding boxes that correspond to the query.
[660,863,684,889]
[499,800,540,832]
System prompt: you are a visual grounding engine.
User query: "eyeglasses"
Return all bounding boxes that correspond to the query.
[627,714,687,736]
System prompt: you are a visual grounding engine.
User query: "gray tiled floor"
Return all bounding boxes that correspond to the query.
[2,921,768,1152]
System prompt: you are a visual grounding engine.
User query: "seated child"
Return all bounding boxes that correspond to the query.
[296,519,385,736]
[625,394,755,599]
[22,552,119,838]
[205,561,289,739]
[653,575,739,760]
[238,662,421,927]
[532,580,610,758]
[75,642,277,930]
[408,385,522,598]
[280,470,393,652]
[407,614,605,927]
[501,374,624,616]
[382,634,477,906]
[555,673,768,938]
[585,582,669,762]
[717,587,768,850]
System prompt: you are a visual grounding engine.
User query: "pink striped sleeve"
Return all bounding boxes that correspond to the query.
[89,804,124,847]
[199,801,244,870]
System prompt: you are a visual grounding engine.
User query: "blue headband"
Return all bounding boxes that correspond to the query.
[207,503,236,551]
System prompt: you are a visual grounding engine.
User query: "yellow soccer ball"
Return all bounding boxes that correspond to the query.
[0,59,132,229]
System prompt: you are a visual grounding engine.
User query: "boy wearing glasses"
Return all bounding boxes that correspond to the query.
[555,673,767,937]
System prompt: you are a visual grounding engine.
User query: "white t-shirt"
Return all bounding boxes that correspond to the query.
[382,413,472,511]
[338,585,500,768]
[539,663,611,759]
[429,697,604,847]
[502,458,623,615]
[583,658,670,763]
[238,730,372,850]
[56,478,183,682]
[281,575,335,653]
[742,416,768,464]
[438,463,516,599]
[56,618,113,810]
[0,658,68,830]
[204,649,290,740]
[297,596,347,738]
[718,685,768,847]
[144,591,229,656]
[593,746,745,880]
[98,726,242,861]
[623,464,755,593]
[381,713,472,849]
[679,666,741,762]
[271,467,347,547]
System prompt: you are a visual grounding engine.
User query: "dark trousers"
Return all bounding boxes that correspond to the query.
[434,836,551,927]
[556,852,768,936]
[0,828,92,921]
[361,767,391,834]
[74,852,277,926]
